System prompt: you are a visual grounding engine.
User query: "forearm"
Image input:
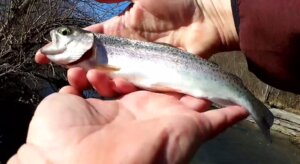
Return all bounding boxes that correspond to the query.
[196,0,239,51]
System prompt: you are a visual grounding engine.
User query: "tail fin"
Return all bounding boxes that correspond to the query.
[257,115,273,142]
[253,100,274,142]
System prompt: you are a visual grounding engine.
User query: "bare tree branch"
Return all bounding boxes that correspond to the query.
[0,0,127,104]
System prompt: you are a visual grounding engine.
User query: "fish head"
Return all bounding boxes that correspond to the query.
[40,26,94,65]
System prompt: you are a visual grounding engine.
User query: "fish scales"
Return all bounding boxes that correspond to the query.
[40,26,274,141]
[99,33,219,70]
[100,33,248,96]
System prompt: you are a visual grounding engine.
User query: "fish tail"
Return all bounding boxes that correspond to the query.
[253,100,274,142]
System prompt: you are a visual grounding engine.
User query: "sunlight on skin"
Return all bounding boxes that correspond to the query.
[8,90,247,163]
[36,0,238,62]
[13,1,250,163]
[35,0,238,97]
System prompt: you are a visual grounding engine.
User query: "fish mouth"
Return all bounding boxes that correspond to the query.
[40,43,67,55]
[41,28,95,65]
[40,30,67,55]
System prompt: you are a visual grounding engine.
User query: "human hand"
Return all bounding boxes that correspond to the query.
[36,0,238,64]
[35,0,239,96]
[8,73,248,164]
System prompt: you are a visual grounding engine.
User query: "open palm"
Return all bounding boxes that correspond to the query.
[16,1,247,163]
[9,88,247,164]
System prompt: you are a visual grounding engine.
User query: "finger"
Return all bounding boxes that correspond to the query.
[113,77,138,94]
[35,50,50,64]
[87,69,117,97]
[197,106,249,141]
[85,2,132,35]
[67,68,90,92]
[84,23,104,33]
[180,96,212,112]
[85,17,123,36]
[59,86,82,96]
[84,13,144,39]
[163,92,185,100]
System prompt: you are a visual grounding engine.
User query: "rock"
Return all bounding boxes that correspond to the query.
[290,136,300,148]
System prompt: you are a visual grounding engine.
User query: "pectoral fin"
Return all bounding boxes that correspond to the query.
[150,83,179,92]
[95,64,120,73]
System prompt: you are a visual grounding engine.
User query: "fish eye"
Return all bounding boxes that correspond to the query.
[59,27,72,36]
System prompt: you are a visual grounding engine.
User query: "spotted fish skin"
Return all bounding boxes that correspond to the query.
[41,26,274,141]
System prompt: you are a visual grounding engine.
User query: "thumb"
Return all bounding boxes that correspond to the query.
[196,106,249,142]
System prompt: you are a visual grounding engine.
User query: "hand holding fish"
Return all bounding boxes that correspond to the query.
[15,0,300,162]
[34,0,273,140]
[36,0,300,93]
[35,0,239,97]
[36,0,238,62]
[8,82,247,164]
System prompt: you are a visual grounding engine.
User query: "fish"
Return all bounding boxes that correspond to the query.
[40,26,274,141]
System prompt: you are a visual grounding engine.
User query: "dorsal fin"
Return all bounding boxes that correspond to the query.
[209,61,219,67]
[226,72,244,85]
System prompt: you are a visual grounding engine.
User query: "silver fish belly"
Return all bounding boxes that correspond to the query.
[41,26,274,141]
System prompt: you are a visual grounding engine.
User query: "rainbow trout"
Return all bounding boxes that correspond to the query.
[41,26,274,141]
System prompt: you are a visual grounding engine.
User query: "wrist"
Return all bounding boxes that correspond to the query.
[196,0,239,51]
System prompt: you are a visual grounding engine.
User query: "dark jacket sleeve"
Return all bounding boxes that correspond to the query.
[232,0,300,94]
